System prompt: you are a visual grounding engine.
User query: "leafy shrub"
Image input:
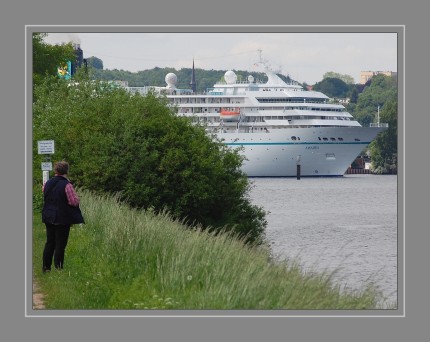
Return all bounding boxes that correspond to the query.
[33,76,266,244]
[33,183,44,213]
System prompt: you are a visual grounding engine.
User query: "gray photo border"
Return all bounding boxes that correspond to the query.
[2,0,427,339]
[26,25,404,318]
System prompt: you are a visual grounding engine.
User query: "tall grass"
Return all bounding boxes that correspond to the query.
[33,190,387,310]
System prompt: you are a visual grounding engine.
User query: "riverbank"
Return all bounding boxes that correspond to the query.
[32,190,387,310]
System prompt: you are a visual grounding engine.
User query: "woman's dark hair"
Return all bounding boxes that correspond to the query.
[54,161,69,175]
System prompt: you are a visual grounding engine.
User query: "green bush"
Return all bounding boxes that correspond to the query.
[33,183,44,213]
[33,76,266,244]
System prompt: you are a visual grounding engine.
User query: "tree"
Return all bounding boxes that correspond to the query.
[349,87,359,104]
[368,98,398,174]
[33,77,267,244]
[351,74,397,127]
[32,33,75,88]
[87,56,104,70]
[312,77,350,98]
[323,72,355,84]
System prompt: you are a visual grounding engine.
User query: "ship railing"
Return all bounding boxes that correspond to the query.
[370,123,389,128]
[215,80,265,85]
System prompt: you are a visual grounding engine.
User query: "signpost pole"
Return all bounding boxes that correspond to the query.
[42,170,50,185]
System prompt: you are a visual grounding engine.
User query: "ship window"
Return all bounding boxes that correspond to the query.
[354,138,361,141]
[338,137,343,141]
[330,137,336,141]
[291,136,297,141]
[323,137,328,141]
[318,137,321,140]
[297,137,300,140]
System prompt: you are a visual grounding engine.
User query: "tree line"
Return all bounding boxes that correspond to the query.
[86,56,293,91]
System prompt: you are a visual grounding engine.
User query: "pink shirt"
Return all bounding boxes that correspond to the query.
[42,174,80,207]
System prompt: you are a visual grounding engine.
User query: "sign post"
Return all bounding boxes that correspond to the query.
[42,170,50,185]
[38,140,55,185]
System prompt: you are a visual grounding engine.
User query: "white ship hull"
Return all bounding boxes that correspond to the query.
[218,127,385,177]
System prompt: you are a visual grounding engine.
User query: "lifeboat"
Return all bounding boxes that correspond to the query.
[220,108,241,121]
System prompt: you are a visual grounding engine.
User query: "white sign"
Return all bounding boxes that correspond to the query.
[38,140,55,154]
[41,162,53,171]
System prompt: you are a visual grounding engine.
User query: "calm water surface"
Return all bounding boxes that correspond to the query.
[248,174,398,305]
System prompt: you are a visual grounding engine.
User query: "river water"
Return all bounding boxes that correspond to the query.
[248,174,398,306]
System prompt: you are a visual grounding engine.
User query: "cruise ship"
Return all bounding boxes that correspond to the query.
[125,54,387,177]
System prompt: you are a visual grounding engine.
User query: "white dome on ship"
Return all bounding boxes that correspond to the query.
[224,70,237,84]
[165,73,177,88]
[247,75,254,83]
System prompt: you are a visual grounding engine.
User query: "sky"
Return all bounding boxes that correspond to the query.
[44,32,398,85]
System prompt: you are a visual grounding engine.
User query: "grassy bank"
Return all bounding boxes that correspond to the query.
[33,190,385,310]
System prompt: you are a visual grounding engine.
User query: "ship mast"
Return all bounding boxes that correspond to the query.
[258,49,263,63]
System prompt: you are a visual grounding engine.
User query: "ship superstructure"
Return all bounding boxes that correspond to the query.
[125,54,387,176]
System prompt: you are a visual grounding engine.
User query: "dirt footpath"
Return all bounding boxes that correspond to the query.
[32,276,45,309]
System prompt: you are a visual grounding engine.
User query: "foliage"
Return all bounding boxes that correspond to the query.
[368,98,398,174]
[323,71,355,84]
[32,76,266,244]
[32,33,75,88]
[345,74,398,173]
[33,192,387,309]
[348,74,397,127]
[86,56,104,70]
[312,77,351,98]
[349,87,359,103]
[33,184,44,213]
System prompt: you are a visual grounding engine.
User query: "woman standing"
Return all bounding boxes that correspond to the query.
[41,161,83,272]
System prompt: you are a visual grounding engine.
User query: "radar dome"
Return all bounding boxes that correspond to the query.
[247,75,254,83]
[224,70,237,84]
[165,73,177,88]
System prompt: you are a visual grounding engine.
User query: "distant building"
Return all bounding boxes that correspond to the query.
[110,80,129,87]
[359,71,397,84]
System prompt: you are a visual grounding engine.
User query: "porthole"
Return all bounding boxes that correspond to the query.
[291,136,297,141]
[354,138,361,141]
[323,137,328,141]
[330,137,336,141]
[338,137,343,141]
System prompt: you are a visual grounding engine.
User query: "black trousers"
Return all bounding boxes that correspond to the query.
[42,223,71,271]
